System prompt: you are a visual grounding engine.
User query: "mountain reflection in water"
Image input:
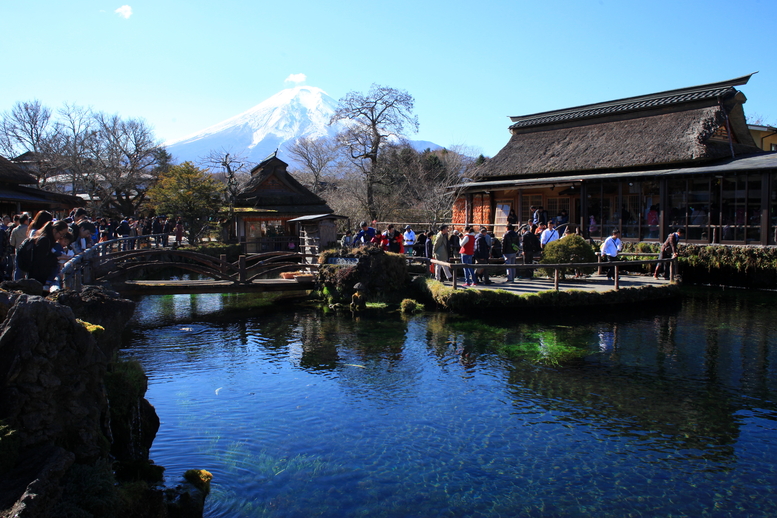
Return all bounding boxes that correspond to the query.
[121,289,777,517]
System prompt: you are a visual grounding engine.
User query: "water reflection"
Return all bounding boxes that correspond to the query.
[122,289,777,517]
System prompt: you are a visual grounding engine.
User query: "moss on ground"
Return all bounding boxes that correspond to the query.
[418,278,680,315]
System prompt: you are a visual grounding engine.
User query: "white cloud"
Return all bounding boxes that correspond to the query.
[284,73,307,84]
[115,5,132,19]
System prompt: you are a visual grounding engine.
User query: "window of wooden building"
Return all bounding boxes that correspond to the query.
[521,195,542,223]
[494,202,511,235]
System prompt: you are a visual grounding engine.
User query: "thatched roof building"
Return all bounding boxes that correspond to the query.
[233,152,336,252]
[475,74,761,180]
[236,152,333,215]
[453,74,777,247]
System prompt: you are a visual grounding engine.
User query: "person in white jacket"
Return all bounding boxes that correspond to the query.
[600,229,623,280]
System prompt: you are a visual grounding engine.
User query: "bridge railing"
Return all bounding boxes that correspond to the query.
[59,234,170,290]
[429,256,678,291]
[59,236,319,291]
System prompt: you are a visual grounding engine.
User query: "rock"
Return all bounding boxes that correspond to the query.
[0,295,109,462]
[0,444,74,518]
[165,473,211,518]
[47,285,136,358]
[0,279,43,297]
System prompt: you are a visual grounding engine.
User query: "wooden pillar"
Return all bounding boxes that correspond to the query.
[579,182,588,235]
[659,177,668,244]
[239,255,246,283]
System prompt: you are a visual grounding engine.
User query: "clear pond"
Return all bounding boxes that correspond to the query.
[121,289,777,517]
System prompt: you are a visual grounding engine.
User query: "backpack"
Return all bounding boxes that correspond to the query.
[16,237,35,272]
[490,238,502,258]
[474,234,490,259]
[503,230,519,253]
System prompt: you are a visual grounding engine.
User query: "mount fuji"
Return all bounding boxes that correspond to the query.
[164,86,440,168]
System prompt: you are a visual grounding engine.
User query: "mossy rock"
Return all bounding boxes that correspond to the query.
[184,469,213,495]
[400,298,424,314]
[318,246,410,303]
[76,318,105,335]
[0,421,20,474]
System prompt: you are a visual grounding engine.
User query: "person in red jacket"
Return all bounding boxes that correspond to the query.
[459,226,477,286]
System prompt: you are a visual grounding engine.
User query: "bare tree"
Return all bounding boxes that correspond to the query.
[46,103,97,194]
[87,112,161,216]
[200,148,253,239]
[0,100,53,157]
[0,100,58,185]
[330,84,418,221]
[286,136,339,195]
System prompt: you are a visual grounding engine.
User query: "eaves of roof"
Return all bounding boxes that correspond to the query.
[456,152,777,191]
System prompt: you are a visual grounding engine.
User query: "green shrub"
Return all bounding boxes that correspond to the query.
[539,235,597,278]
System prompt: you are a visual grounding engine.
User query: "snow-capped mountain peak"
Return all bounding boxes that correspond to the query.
[164,85,440,167]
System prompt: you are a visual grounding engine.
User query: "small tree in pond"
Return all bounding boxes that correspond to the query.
[147,162,225,244]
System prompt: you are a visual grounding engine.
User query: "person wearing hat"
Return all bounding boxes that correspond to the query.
[353,221,376,246]
[403,225,416,256]
[600,229,623,281]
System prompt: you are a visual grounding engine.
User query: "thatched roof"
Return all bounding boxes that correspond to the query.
[477,74,764,179]
[236,152,333,214]
[0,156,37,184]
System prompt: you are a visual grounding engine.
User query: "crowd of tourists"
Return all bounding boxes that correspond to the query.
[343,205,682,288]
[0,209,186,291]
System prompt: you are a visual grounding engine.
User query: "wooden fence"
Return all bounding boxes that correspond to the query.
[429,253,677,291]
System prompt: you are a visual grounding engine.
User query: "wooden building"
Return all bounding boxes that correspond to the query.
[234,152,336,252]
[0,156,85,216]
[453,74,777,245]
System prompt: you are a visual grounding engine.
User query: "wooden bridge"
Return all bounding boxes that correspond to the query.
[59,235,317,296]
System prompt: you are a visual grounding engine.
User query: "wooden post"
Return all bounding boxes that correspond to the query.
[614,265,620,290]
[597,252,602,275]
[554,268,560,291]
[220,254,227,275]
[451,262,458,290]
[239,255,246,283]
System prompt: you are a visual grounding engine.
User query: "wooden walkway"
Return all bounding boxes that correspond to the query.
[435,272,672,294]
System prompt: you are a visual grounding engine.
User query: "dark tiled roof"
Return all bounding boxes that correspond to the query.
[509,74,755,130]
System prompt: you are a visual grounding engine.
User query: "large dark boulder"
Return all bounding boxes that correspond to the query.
[0,295,110,516]
[0,295,110,462]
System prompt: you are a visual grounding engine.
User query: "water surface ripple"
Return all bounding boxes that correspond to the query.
[121,289,777,517]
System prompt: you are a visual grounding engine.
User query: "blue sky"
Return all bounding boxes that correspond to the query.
[1,0,774,157]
